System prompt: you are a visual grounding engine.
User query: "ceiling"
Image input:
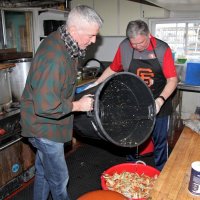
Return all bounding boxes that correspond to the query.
[146,0,200,11]
[0,0,67,8]
[1,0,200,11]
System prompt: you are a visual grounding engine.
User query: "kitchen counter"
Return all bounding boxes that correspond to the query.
[150,127,200,199]
[178,82,200,92]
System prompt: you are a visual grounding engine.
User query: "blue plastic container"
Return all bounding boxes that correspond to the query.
[185,62,200,85]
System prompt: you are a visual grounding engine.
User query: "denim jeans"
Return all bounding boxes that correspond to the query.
[29,137,70,200]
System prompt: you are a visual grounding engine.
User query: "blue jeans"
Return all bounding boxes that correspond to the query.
[29,137,70,200]
[152,116,169,171]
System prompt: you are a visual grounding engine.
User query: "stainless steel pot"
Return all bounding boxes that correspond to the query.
[0,69,12,112]
[8,58,32,102]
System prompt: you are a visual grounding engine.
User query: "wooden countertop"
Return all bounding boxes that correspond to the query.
[150,127,200,200]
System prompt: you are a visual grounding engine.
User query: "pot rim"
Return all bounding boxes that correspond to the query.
[4,57,32,63]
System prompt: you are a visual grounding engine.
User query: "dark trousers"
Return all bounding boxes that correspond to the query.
[152,115,169,171]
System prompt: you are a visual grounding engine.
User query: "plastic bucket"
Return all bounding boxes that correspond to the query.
[74,72,156,148]
[101,162,160,200]
[77,190,128,200]
[185,62,200,85]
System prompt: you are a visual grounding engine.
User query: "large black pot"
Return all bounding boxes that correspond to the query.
[74,72,156,148]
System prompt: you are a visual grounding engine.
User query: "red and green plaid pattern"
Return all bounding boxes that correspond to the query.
[20,31,78,143]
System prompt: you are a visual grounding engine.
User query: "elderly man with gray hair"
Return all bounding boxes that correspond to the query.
[20,5,103,200]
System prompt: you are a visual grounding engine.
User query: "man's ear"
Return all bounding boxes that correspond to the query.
[68,25,76,36]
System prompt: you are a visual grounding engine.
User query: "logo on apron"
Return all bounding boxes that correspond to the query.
[137,68,154,87]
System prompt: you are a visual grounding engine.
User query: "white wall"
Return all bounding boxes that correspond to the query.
[182,92,200,119]
[92,10,200,62]
[170,10,200,18]
[85,36,125,62]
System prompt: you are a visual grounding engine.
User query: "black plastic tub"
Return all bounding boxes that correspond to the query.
[73,72,156,148]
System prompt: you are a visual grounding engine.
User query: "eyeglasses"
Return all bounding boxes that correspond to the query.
[129,36,149,47]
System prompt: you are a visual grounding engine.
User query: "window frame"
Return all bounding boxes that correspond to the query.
[149,18,200,59]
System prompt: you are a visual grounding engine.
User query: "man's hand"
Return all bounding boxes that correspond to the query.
[72,94,94,112]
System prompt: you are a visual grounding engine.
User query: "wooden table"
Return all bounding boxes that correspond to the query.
[150,127,200,200]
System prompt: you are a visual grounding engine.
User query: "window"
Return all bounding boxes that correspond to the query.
[150,19,200,60]
[1,10,33,52]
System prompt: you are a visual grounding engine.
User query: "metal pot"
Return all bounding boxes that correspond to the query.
[8,58,32,102]
[0,69,12,112]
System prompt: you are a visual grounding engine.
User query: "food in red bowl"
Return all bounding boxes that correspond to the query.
[101,162,160,200]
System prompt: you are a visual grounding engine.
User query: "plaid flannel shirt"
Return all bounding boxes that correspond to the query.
[20,30,79,143]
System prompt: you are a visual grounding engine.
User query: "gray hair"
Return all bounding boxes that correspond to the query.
[126,20,150,38]
[67,5,103,29]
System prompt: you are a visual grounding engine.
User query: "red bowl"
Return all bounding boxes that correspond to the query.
[101,162,160,200]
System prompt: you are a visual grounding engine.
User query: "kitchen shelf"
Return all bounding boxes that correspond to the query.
[0,52,33,62]
[38,8,69,15]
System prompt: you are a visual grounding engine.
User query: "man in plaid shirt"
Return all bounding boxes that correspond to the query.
[20,5,103,200]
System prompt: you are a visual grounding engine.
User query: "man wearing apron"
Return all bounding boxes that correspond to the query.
[92,20,178,171]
